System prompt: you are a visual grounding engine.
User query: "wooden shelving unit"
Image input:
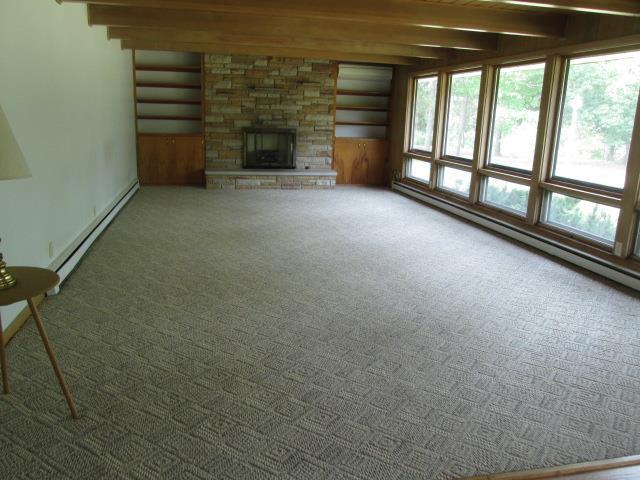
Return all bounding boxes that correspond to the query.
[133,52,204,127]
[333,64,393,186]
[133,50,205,186]
[335,64,392,136]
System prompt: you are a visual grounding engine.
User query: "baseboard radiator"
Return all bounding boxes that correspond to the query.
[393,181,640,292]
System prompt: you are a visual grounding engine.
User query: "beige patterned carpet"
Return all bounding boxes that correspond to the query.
[1,186,639,479]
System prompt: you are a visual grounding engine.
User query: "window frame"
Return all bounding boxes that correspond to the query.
[634,213,640,258]
[405,157,432,185]
[539,190,621,248]
[441,68,483,163]
[479,173,531,218]
[547,50,640,195]
[408,75,439,156]
[401,43,640,267]
[485,60,547,176]
[437,164,473,199]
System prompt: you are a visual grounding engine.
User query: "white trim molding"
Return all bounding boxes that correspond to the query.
[48,179,139,294]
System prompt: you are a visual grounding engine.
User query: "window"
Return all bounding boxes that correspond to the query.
[403,47,640,266]
[411,76,438,152]
[440,167,471,196]
[444,70,482,160]
[552,51,640,189]
[542,192,620,244]
[488,62,545,171]
[407,158,431,183]
[482,177,530,215]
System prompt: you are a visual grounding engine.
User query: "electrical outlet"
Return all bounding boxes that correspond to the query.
[48,241,54,259]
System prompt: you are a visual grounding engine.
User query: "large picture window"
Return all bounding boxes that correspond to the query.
[552,51,640,189]
[444,70,482,160]
[411,76,438,152]
[488,62,545,171]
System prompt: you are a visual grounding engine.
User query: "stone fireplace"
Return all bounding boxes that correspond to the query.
[204,54,337,189]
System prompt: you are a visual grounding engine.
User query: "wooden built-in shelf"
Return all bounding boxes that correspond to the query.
[137,98,201,105]
[336,106,388,112]
[337,89,390,97]
[137,115,201,121]
[336,121,389,127]
[136,81,201,89]
[135,64,201,73]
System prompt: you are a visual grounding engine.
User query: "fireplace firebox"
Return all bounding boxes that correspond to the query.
[243,128,296,169]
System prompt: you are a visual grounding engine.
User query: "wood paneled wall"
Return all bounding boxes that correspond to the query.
[387,66,409,181]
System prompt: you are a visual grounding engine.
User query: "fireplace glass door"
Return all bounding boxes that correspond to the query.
[243,129,296,169]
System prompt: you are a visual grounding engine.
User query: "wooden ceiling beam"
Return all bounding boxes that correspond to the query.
[108,27,449,59]
[67,0,567,37]
[88,5,498,51]
[480,0,640,17]
[120,39,434,66]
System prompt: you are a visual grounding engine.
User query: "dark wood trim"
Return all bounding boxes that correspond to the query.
[135,81,201,89]
[336,121,389,127]
[134,64,201,72]
[137,115,201,121]
[336,106,388,112]
[136,132,204,137]
[337,89,390,97]
[137,98,201,105]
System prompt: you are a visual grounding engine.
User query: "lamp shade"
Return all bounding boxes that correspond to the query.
[0,104,31,180]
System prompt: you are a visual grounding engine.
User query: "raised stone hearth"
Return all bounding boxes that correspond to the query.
[205,169,336,190]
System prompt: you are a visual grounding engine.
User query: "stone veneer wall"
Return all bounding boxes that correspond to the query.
[204,54,337,171]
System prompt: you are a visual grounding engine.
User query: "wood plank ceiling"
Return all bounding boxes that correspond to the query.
[56,0,640,65]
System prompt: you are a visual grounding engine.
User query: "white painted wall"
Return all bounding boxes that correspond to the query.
[0,1,137,329]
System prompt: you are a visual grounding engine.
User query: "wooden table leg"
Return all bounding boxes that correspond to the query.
[0,310,9,394]
[27,298,79,419]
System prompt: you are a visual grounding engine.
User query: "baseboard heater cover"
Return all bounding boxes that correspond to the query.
[392,181,640,292]
[50,180,140,294]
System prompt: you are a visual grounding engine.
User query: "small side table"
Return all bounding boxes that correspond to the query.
[0,267,79,419]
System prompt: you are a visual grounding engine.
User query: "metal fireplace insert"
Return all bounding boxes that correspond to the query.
[243,128,296,169]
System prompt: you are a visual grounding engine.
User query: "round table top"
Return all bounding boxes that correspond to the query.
[0,267,60,307]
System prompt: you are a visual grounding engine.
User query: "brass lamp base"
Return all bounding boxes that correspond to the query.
[0,252,16,290]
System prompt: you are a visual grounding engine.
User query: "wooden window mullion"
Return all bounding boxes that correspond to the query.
[614,89,640,257]
[470,65,496,204]
[526,55,565,225]
[430,72,448,189]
